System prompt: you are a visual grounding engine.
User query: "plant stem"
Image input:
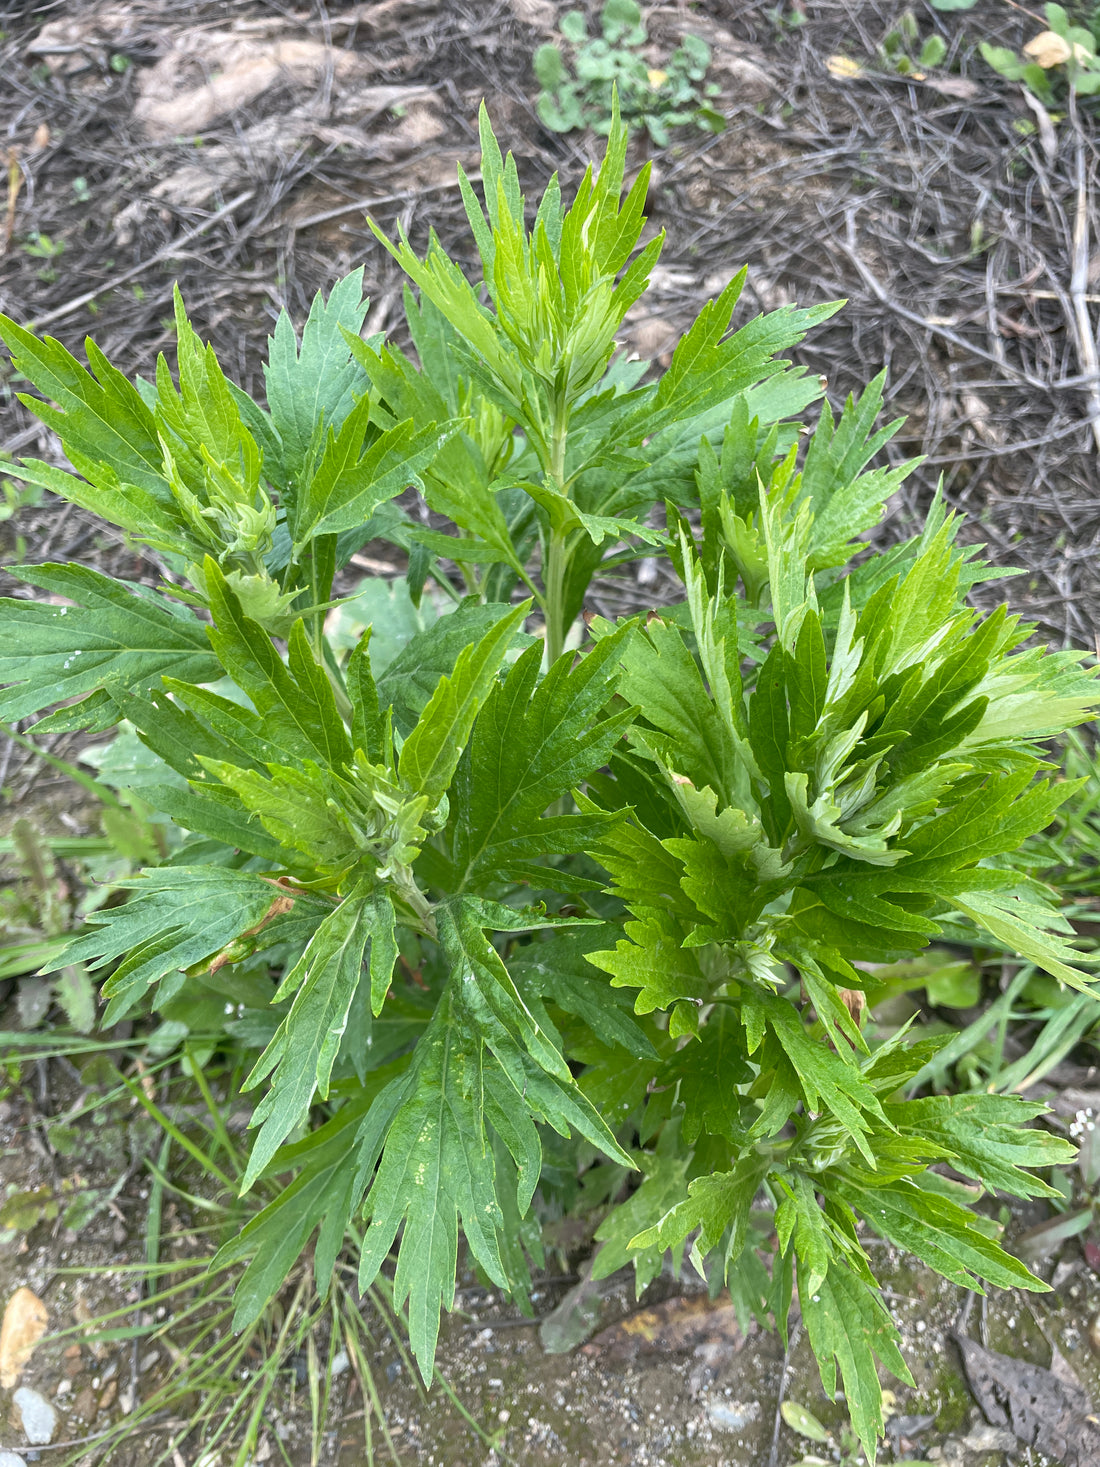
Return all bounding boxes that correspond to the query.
[328,668,354,726]
[543,392,571,666]
[543,528,569,667]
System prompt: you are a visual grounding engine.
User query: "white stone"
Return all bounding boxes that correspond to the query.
[706,1398,761,1432]
[13,1385,57,1444]
[0,1451,29,1467]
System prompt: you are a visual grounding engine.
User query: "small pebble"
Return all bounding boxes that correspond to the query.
[960,1423,1016,1452]
[0,1452,28,1467]
[71,1385,97,1422]
[706,1398,760,1432]
[13,1386,57,1445]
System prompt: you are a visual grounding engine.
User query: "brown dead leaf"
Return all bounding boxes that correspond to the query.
[839,988,867,1022]
[960,390,1004,446]
[1021,87,1059,164]
[1023,30,1075,68]
[325,0,429,39]
[72,1297,106,1359]
[585,1294,744,1365]
[3,148,22,256]
[0,1286,48,1388]
[388,101,447,149]
[921,74,982,101]
[826,55,864,80]
[953,1331,1100,1466]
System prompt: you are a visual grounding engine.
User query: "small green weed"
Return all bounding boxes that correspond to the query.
[20,229,65,283]
[0,468,42,559]
[533,0,723,143]
[0,819,98,1024]
[931,0,1100,104]
[981,3,1100,103]
[825,11,947,80]
[765,3,807,39]
[880,11,948,75]
[0,469,42,525]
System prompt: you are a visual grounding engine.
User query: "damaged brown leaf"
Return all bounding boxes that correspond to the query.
[0,1286,48,1389]
[953,1332,1100,1466]
[585,1293,745,1365]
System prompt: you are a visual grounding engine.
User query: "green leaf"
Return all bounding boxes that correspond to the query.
[774,1172,833,1297]
[801,1260,913,1464]
[834,1173,1045,1293]
[740,986,884,1161]
[399,600,530,806]
[52,965,96,1034]
[662,1003,753,1143]
[533,42,565,88]
[44,867,315,1023]
[0,311,165,498]
[630,1149,769,1262]
[629,279,839,440]
[888,1093,1075,1198]
[263,269,371,488]
[561,9,587,42]
[137,780,288,863]
[293,406,445,544]
[618,615,740,807]
[800,372,912,569]
[217,1081,392,1326]
[953,887,1097,992]
[451,631,631,887]
[354,997,505,1377]
[510,928,656,1058]
[203,563,352,768]
[0,564,219,725]
[593,1134,692,1293]
[242,880,387,1187]
[377,601,526,737]
[781,1401,831,1444]
[587,914,709,1014]
[199,759,360,872]
[357,895,631,1377]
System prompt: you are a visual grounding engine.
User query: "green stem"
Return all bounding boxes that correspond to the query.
[543,528,569,668]
[328,670,354,726]
[309,545,325,665]
[542,393,571,667]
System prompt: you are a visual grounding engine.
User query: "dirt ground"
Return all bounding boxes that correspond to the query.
[4,0,1100,1464]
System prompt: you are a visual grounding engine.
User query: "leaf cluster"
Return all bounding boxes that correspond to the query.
[534,0,724,144]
